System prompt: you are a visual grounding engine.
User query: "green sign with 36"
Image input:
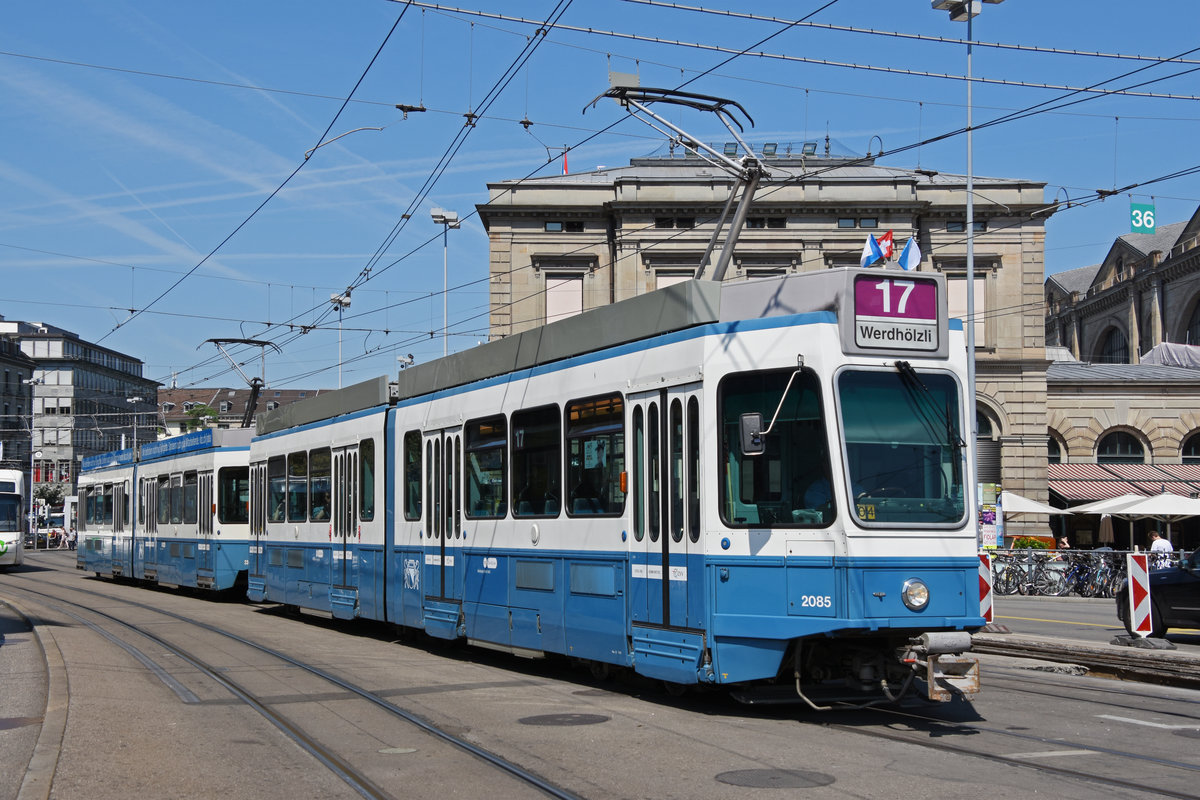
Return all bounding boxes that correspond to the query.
[1131,203,1156,234]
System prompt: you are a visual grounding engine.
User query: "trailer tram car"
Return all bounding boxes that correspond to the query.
[76,429,252,591]
[251,268,983,703]
[0,468,26,570]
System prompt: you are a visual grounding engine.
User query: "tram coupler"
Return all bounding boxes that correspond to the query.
[902,632,979,702]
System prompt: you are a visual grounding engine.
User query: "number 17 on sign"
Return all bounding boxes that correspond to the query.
[1131,203,1155,234]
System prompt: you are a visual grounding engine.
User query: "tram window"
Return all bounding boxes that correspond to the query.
[360,439,375,522]
[403,431,421,521]
[157,477,169,525]
[267,456,286,522]
[102,484,113,526]
[838,369,966,525]
[511,405,561,518]
[648,402,660,539]
[688,396,701,542]
[465,416,507,519]
[566,394,626,517]
[183,472,198,524]
[218,467,250,524]
[287,451,308,523]
[633,406,644,542]
[427,442,436,537]
[170,475,184,524]
[309,448,331,522]
[670,399,684,542]
[718,369,834,528]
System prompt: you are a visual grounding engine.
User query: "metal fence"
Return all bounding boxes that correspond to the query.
[987,548,1180,598]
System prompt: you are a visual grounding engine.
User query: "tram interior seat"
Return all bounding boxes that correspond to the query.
[573,497,602,515]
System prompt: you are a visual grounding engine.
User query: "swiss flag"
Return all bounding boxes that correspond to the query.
[878,230,894,260]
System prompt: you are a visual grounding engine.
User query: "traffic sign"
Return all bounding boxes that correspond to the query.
[1130,203,1156,234]
[979,552,993,623]
[1126,553,1153,637]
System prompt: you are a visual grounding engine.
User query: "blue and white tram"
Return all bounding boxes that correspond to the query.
[0,468,26,569]
[253,268,983,702]
[246,389,387,618]
[77,429,253,591]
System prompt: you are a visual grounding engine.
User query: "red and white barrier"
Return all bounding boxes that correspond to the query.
[979,552,993,624]
[1126,553,1153,637]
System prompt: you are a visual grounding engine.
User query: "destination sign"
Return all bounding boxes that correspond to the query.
[853,275,939,351]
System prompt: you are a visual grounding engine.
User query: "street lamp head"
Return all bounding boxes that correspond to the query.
[22,377,42,386]
[431,208,460,228]
[330,291,351,310]
[127,396,144,405]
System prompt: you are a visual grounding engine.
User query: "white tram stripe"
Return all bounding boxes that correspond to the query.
[1097,714,1200,730]
[1003,749,1097,759]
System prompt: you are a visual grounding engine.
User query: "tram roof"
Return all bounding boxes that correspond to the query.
[257,268,948,435]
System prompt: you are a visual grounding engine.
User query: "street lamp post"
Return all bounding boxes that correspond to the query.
[933,0,1004,543]
[127,397,144,457]
[430,208,460,357]
[30,448,41,549]
[330,291,352,389]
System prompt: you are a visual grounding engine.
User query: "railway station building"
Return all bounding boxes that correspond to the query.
[477,144,1055,532]
[1045,205,1200,551]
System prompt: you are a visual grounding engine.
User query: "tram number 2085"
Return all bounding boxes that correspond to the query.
[800,595,833,608]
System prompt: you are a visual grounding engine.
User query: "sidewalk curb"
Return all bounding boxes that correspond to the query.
[973,632,1200,688]
[5,599,69,800]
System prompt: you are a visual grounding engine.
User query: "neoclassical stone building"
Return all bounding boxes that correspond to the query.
[1046,206,1200,362]
[478,148,1054,520]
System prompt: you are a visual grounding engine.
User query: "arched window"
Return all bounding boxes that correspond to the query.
[1048,437,1062,464]
[1097,431,1144,464]
[1095,328,1128,364]
[1183,433,1200,465]
[1186,302,1200,346]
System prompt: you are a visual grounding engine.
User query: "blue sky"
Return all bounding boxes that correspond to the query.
[4,1,1199,390]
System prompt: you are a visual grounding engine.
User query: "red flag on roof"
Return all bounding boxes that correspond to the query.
[878,230,894,260]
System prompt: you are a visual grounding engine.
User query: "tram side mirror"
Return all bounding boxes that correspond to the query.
[740,413,765,456]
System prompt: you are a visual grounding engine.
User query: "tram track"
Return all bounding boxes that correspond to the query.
[821,677,1200,800]
[9,556,1200,800]
[3,575,581,800]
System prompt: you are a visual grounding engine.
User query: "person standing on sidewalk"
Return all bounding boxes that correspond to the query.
[1150,530,1173,569]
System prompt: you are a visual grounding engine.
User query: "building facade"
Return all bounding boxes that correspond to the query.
[479,148,1054,529]
[0,319,160,496]
[0,330,36,472]
[157,386,321,436]
[1046,206,1200,363]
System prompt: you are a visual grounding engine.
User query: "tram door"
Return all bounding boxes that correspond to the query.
[331,446,358,588]
[422,429,462,603]
[630,384,702,630]
[197,471,214,574]
[141,477,158,575]
[249,462,267,578]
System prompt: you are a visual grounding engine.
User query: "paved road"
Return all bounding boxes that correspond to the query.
[993,594,1200,653]
[5,550,1200,800]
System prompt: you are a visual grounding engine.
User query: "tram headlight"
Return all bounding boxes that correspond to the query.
[901,578,930,611]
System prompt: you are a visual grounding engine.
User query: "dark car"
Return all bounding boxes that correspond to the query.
[1116,549,1200,638]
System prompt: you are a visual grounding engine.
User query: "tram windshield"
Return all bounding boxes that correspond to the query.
[719,369,834,528]
[838,369,966,525]
[0,495,20,532]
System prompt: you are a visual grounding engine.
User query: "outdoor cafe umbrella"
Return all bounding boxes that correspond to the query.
[1097,514,1115,544]
[1102,492,1200,546]
[1071,493,1148,550]
[999,490,1069,516]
